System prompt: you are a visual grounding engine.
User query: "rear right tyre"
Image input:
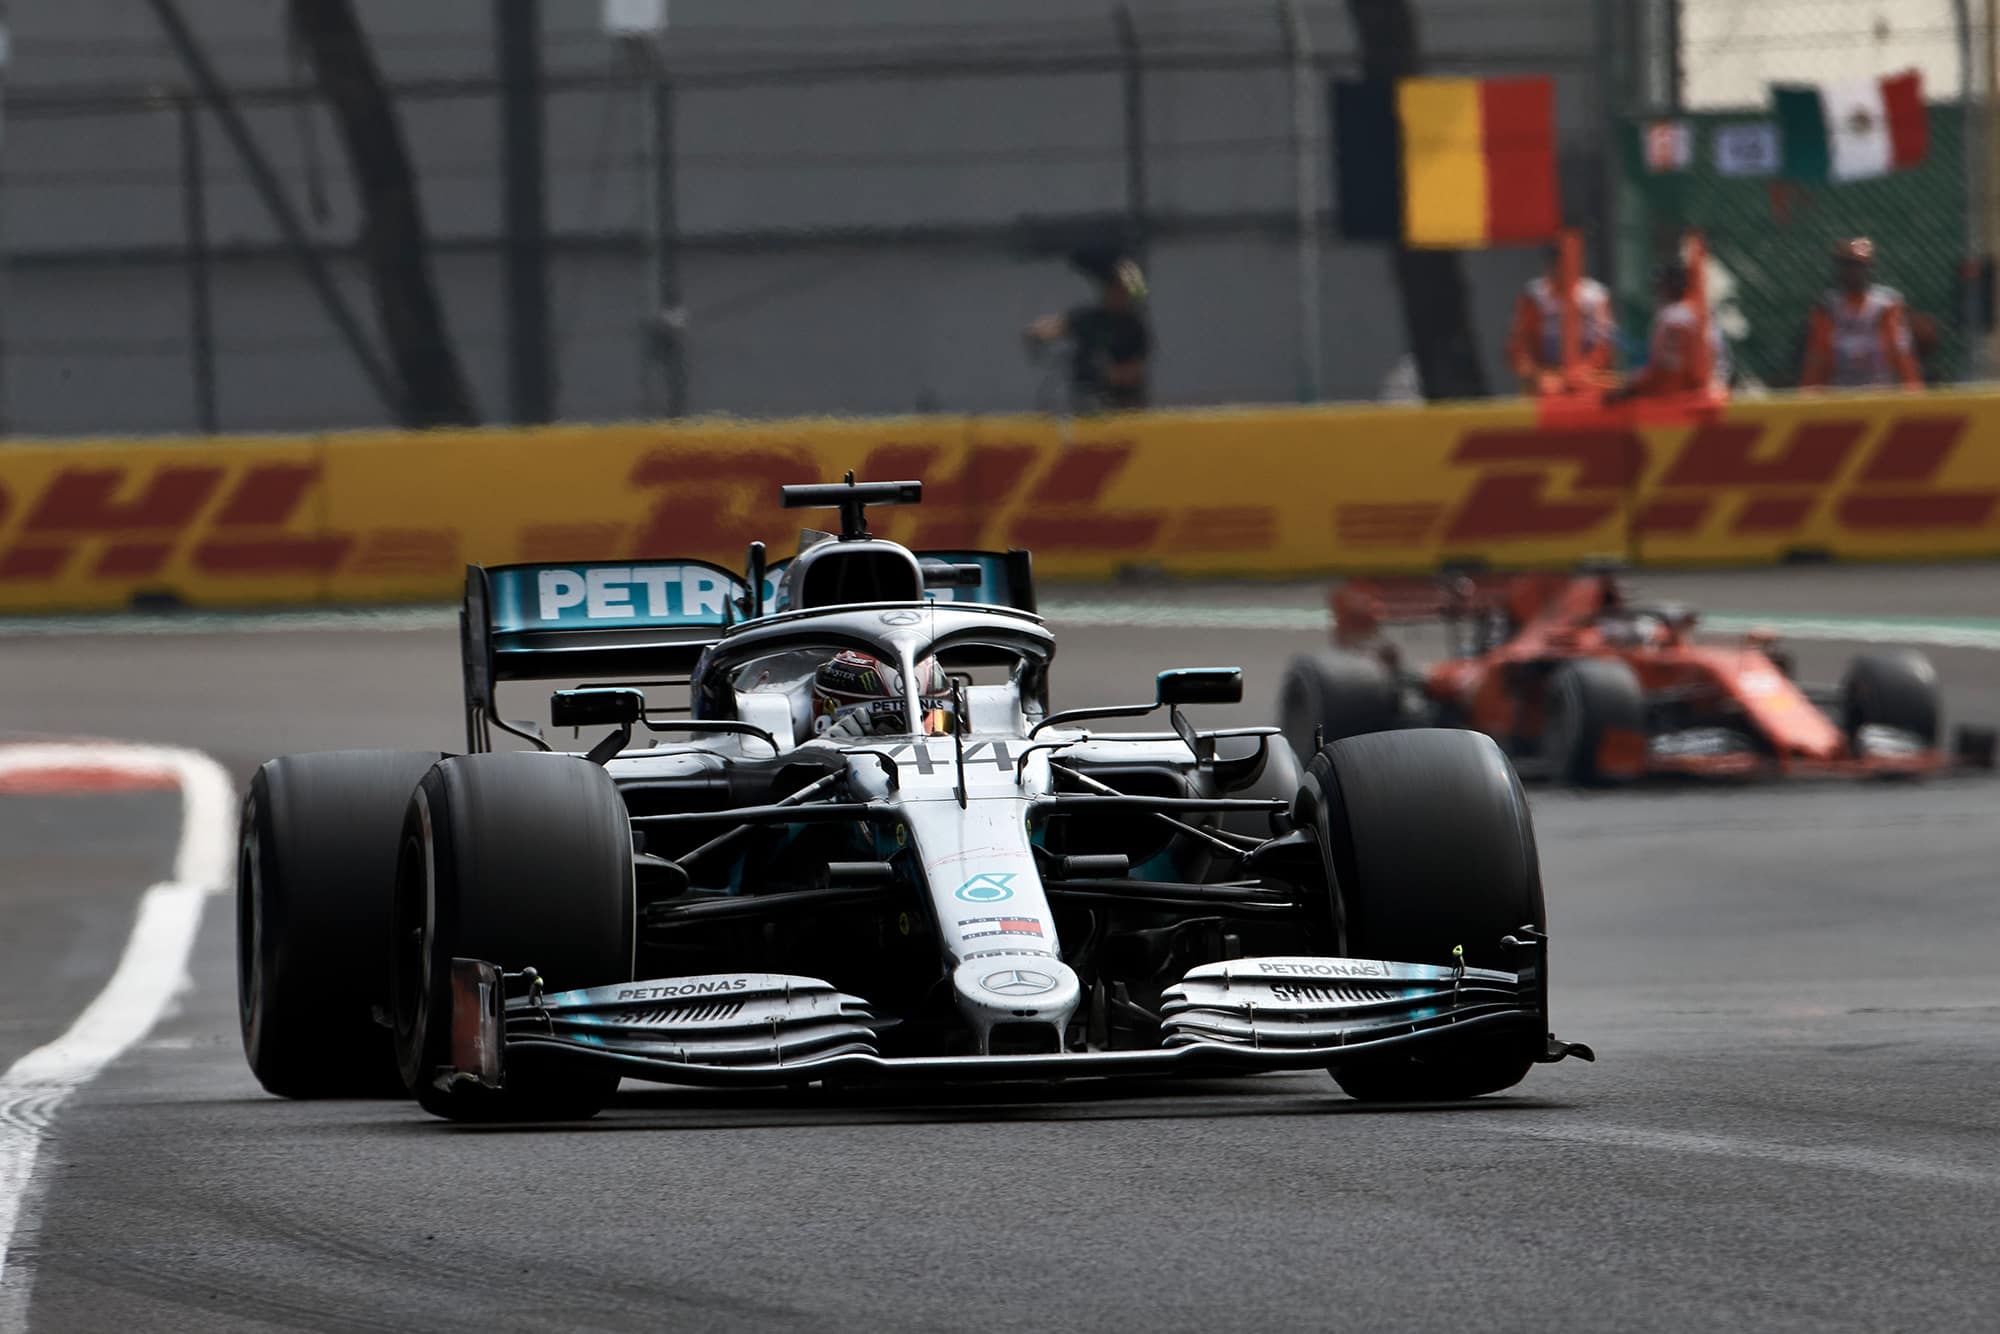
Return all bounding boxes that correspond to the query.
[1542,658,1645,785]
[1292,728,1547,1101]
[238,749,444,1099]
[393,752,635,1122]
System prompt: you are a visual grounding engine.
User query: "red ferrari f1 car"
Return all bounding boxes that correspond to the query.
[1279,570,1996,784]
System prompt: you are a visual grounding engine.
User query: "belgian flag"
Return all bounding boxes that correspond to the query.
[1334,76,1559,248]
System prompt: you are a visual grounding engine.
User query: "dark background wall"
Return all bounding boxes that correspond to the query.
[1,0,1612,435]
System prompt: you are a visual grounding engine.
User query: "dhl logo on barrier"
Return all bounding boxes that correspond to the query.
[1,394,1998,612]
[1336,412,2000,557]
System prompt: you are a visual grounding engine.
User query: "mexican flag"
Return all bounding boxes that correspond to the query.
[1774,70,1927,182]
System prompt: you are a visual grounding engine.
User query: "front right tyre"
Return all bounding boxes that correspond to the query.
[393,752,636,1122]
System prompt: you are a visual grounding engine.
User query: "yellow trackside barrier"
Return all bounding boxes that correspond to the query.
[1,390,1997,612]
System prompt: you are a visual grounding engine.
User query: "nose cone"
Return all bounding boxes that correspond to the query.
[952,957,1082,1054]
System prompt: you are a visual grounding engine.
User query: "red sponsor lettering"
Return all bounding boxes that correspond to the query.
[1859,417,1964,483]
[27,466,224,533]
[1732,496,1817,533]
[1443,414,1997,545]
[627,447,816,556]
[0,546,70,579]
[1171,507,1276,552]
[1841,415,1998,530]
[1006,443,1164,551]
[93,542,175,577]
[1838,493,1998,529]
[193,537,351,574]
[1445,429,1640,541]
[860,443,1037,548]
[213,462,323,525]
[1634,497,1707,533]
[1335,503,1444,547]
[1659,420,1860,486]
[517,523,630,562]
[348,529,459,576]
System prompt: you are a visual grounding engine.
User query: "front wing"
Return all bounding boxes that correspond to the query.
[442,956,1592,1091]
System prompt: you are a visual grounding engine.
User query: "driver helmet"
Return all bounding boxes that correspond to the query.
[812,650,955,737]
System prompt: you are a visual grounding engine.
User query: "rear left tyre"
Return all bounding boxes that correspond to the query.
[238,749,445,1098]
[393,752,635,1122]
[1292,728,1547,1101]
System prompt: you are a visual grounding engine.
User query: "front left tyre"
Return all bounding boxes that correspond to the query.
[1292,728,1548,1101]
[238,749,446,1098]
[393,752,635,1122]
[1841,649,1940,749]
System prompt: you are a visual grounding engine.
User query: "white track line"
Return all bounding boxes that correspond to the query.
[1490,1120,2000,1190]
[0,743,234,1333]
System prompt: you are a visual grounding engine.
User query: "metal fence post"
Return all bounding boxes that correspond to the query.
[1280,0,1324,403]
[145,0,402,423]
[178,95,218,434]
[1976,0,1996,378]
[639,38,687,419]
[0,0,13,435]
[497,0,552,424]
[1114,5,1147,259]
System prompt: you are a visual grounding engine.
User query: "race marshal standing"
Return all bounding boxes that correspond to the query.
[1604,257,1729,402]
[1798,237,1922,390]
[1505,244,1615,393]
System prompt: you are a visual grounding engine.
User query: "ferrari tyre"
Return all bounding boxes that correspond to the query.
[1841,650,1940,747]
[393,753,635,1122]
[1543,658,1644,785]
[1294,729,1546,1101]
[238,749,445,1099]
[1278,650,1399,761]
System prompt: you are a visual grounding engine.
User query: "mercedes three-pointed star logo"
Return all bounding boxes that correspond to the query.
[983,968,1058,997]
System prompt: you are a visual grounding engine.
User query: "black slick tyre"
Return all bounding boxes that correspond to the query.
[1542,658,1644,785]
[238,749,445,1098]
[1293,728,1547,1101]
[393,752,634,1122]
[1278,649,1398,761]
[1841,650,1940,747]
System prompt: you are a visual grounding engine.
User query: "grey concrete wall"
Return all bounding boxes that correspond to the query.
[2,1,1605,435]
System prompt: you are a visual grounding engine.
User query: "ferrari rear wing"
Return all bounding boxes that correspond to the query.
[1332,573,1577,647]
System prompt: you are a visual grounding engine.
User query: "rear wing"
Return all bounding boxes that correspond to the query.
[462,560,748,751]
[461,549,1037,750]
[1331,573,1578,647]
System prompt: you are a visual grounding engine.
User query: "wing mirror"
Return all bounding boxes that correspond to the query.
[1028,666,1243,740]
[550,687,647,729]
[1155,667,1242,708]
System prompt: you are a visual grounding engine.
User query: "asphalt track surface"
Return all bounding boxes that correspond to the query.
[2,565,1997,1332]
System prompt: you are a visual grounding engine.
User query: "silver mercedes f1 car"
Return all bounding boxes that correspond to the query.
[237,477,1590,1121]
